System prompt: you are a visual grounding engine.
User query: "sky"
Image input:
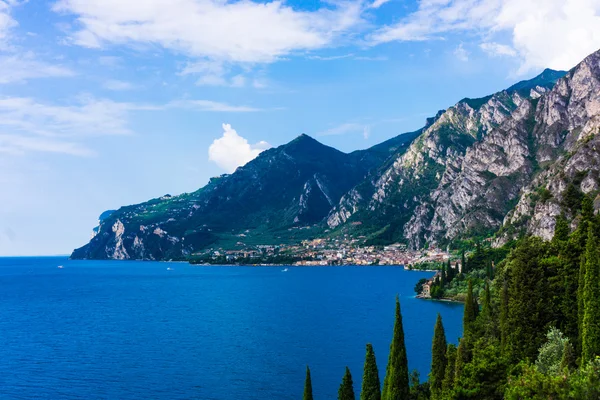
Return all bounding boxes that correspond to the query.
[1,0,600,256]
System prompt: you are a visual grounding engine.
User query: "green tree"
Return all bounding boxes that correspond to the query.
[441,264,446,287]
[454,339,467,383]
[408,370,430,400]
[429,314,447,398]
[382,296,410,400]
[339,367,356,400]
[441,344,457,395]
[461,250,468,274]
[504,362,568,400]
[535,327,573,375]
[582,227,600,364]
[463,280,477,338]
[560,340,576,373]
[361,344,381,400]
[504,237,551,364]
[455,338,507,399]
[553,214,570,243]
[304,366,314,400]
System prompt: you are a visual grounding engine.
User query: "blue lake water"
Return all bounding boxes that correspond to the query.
[0,257,463,399]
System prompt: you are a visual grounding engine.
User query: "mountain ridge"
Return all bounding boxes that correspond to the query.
[71,53,600,259]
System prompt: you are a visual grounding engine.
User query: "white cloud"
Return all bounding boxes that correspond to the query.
[179,60,255,87]
[0,134,93,156]
[368,0,600,73]
[0,95,161,156]
[52,0,364,64]
[480,41,517,57]
[454,43,469,62]
[308,53,355,61]
[0,0,17,47]
[369,0,391,8]
[0,96,270,157]
[0,52,74,83]
[103,79,135,91]
[208,123,271,173]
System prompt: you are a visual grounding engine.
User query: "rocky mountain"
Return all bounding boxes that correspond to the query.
[71,132,416,260]
[329,51,600,248]
[72,48,600,260]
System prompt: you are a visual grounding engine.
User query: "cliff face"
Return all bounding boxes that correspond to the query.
[328,51,600,248]
[72,49,600,260]
[498,51,600,244]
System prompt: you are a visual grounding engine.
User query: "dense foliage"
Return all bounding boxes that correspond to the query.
[304,195,600,399]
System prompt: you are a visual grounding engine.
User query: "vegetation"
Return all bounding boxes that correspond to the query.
[361,344,382,400]
[303,194,600,399]
[304,366,314,400]
[339,367,356,400]
[382,297,410,400]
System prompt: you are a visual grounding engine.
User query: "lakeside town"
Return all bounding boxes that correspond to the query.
[188,235,479,300]
[192,236,454,267]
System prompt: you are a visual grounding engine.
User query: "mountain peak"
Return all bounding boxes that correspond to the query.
[506,68,566,94]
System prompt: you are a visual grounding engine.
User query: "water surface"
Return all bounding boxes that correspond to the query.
[0,257,462,399]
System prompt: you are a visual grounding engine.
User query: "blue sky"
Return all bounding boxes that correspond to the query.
[1,0,600,256]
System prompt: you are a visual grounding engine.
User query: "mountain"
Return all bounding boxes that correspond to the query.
[71,132,416,260]
[328,52,599,248]
[72,48,600,259]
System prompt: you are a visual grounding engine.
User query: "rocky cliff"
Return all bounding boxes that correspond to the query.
[328,53,600,248]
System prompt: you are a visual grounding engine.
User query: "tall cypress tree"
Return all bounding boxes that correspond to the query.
[479,281,495,338]
[304,366,314,400]
[338,367,356,400]
[505,237,551,364]
[454,339,466,382]
[582,227,600,363]
[441,264,446,287]
[429,313,447,398]
[577,251,587,345]
[382,296,410,400]
[461,250,467,274]
[500,276,509,351]
[442,344,457,394]
[361,344,381,400]
[463,280,477,337]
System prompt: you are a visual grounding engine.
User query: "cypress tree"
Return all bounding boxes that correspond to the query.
[500,276,509,351]
[429,313,447,397]
[582,195,594,222]
[361,344,381,400]
[554,214,570,243]
[463,280,477,336]
[454,339,466,382]
[505,237,551,363]
[338,367,355,400]
[582,227,600,363]
[461,250,467,274]
[304,366,314,400]
[382,296,410,400]
[442,344,457,394]
[578,251,587,344]
[479,281,494,338]
[441,264,446,286]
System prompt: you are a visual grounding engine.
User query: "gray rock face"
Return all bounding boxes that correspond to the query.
[329,50,600,248]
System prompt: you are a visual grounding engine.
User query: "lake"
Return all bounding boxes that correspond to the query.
[0,257,463,399]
